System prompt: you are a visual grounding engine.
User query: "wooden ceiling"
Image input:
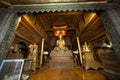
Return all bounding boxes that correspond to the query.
[13,11,106,47]
[0,0,110,8]
[1,0,108,4]
[39,12,82,36]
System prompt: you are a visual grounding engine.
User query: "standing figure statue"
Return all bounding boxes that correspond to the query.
[28,43,38,71]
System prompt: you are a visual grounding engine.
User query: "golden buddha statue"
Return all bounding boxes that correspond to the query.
[57,35,65,49]
[54,35,68,51]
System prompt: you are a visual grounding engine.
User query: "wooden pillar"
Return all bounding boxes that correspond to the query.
[0,8,19,59]
[40,38,45,67]
[76,37,83,65]
[99,5,120,61]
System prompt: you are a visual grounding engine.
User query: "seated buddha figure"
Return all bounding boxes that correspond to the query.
[54,35,68,51]
[57,35,65,49]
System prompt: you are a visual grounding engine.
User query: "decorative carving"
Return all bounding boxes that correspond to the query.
[12,3,109,14]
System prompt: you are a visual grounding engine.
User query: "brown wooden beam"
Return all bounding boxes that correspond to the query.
[15,32,34,43]
[22,16,50,44]
[80,27,105,42]
[74,15,80,28]
[14,36,30,45]
[0,1,11,7]
[23,16,43,38]
[38,16,47,30]
[20,20,40,41]
[40,12,82,16]
[91,35,106,44]
[80,17,100,39]
[79,14,98,34]
[84,26,105,40]
[89,31,106,42]
[20,21,34,34]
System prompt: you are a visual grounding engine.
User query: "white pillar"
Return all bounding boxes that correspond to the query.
[76,37,83,64]
[40,39,45,66]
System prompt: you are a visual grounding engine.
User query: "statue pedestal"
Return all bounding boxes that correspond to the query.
[49,50,75,68]
[83,52,103,70]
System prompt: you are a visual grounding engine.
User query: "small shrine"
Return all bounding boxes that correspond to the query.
[53,26,68,51]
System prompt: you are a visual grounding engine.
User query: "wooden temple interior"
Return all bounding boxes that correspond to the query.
[0,0,120,80]
[14,12,106,48]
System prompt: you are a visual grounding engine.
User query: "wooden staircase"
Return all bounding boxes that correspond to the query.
[48,50,75,68]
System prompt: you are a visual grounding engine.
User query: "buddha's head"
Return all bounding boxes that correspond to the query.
[59,35,62,39]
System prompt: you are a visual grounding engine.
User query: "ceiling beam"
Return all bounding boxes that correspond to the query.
[74,15,80,27]
[20,21,33,33]
[22,16,50,44]
[15,32,34,43]
[84,25,105,40]
[89,31,106,42]
[39,12,82,16]
[38,16,47,30]
[0,1,11,6]
[13,1,108,7]
[20,20,40,41]
[14,36,30,45]
[23,16,43,38]
[80,27,104,42]
[80,14,98,34]
[80,16,100,38]
[92,35,106,44]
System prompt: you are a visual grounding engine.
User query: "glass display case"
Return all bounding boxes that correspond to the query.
[0,59,32,80]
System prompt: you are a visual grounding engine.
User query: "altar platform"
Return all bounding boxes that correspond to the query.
[48,50,75,68]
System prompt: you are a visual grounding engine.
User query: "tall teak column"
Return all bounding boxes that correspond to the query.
[76,37,83,65]
[40,38,45,67]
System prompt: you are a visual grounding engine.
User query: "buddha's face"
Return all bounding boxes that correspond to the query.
[59,35,62,39]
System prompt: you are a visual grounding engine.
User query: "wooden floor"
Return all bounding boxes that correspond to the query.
[30,68,106,80]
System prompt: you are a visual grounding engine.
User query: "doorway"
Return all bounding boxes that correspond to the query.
[0,2,120,80]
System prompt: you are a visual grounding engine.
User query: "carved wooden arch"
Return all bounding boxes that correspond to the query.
[0,2,119,60]
[12,2,110,14]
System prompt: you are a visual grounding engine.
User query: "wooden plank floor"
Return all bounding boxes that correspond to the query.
[30,68,106,80]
